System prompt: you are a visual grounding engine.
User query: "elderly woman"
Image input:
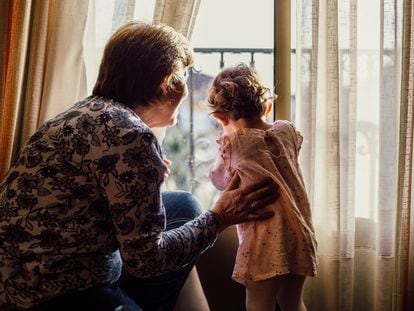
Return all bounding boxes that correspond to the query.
[0,22,278,311]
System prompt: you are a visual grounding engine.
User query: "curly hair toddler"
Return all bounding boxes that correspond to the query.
[207,64,318,311]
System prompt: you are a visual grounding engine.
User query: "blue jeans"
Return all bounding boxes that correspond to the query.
[32,191,204,311]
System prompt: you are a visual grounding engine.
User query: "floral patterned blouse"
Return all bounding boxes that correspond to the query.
[0,96,220,309]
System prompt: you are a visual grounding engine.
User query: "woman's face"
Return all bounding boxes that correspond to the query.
[134,67,189,128]
[158,68,189,127]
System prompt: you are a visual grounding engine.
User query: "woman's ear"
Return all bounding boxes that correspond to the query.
[160,78,169,96]
[211,111,230,126]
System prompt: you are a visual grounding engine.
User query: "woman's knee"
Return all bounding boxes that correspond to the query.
[162,191,204,229]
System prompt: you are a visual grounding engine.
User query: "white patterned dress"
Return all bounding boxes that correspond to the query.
[209,120,317,284]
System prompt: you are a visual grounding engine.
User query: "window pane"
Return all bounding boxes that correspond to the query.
[84,0,155,93]
[85,0,274,210]
[163,0,275,210]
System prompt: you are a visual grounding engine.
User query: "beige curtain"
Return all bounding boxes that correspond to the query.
[396,0,414,309]
[82,0,201,143]
[152,0,201,142]
[153,0,201,38]
[295,0,413,310]
[0,0,89,180]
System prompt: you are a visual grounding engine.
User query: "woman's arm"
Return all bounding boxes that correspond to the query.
[99,126,219,277]
[98,122,277,278]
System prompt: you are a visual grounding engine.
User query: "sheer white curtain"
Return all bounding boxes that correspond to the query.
[153,0,201,38]
[83,0,200,92]
[295,0,413,310]
[151,0,201,142]
[83,0,200,142]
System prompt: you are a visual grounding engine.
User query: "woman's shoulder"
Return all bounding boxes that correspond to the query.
[79,96,151,133]
[49,96,157,149]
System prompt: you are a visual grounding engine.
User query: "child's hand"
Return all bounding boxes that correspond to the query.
[163,158,172,179]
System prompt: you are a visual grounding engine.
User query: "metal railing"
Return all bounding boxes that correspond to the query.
[194,48,274,68]
[163,47,396,211]
[163,48,274,208]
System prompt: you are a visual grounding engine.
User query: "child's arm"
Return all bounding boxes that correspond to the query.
[208,136,233,191]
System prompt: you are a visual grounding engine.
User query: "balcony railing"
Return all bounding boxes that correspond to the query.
[163,47,395,211]
[162,48,275,209]
[194,48,274,68]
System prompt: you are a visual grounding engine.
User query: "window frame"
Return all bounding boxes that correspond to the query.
[274,0,291,120]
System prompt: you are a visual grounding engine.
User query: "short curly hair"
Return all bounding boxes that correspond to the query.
[93,21,193,109]
[207,63,271,120]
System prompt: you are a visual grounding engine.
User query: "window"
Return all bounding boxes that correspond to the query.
[84,0,275,210]
[163,0,275,208]
[84,0,156,94]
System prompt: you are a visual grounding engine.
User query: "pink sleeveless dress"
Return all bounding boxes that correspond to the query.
[209,120,317,284]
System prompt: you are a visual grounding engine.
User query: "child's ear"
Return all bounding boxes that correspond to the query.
[264,102,272,119]
[211,111,230,126]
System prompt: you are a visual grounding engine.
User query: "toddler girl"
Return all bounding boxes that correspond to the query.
[207,64,317,311]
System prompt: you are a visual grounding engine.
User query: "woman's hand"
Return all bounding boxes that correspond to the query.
[211,174,279,231]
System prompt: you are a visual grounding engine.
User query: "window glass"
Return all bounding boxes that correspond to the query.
[84,0,274,210]
[84,0,156,93]
[162,0,274,209]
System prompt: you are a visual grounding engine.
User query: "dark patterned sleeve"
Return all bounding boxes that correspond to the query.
[98,128,220,277]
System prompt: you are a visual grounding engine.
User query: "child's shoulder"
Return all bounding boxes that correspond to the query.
[272,119,295,128]
[270,120,303,150]
[270,120,299,134]
[216,134,233,150]
[219,130,263,148]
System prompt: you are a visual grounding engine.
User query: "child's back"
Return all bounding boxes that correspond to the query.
[207,63,318,310]
[209,120,317,285]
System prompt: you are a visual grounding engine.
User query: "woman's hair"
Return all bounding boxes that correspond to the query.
[93,21,193,108]
[207,63,271,120]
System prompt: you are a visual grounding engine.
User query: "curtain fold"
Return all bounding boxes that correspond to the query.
[81,1,202,144]
[37,0,89,125]
[296,0,412,310]
[394,0,414,309]
[0,0,33,179]
[0,0,89,180]
[153,0,201,38]
[151,0,201,143]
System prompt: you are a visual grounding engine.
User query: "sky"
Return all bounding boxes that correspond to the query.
[90,0,388,217]
[190,0,275,88]
[191,0,274,49]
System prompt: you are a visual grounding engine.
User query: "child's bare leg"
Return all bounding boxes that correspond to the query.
[277,274,307,311]
[245,277,280,311]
